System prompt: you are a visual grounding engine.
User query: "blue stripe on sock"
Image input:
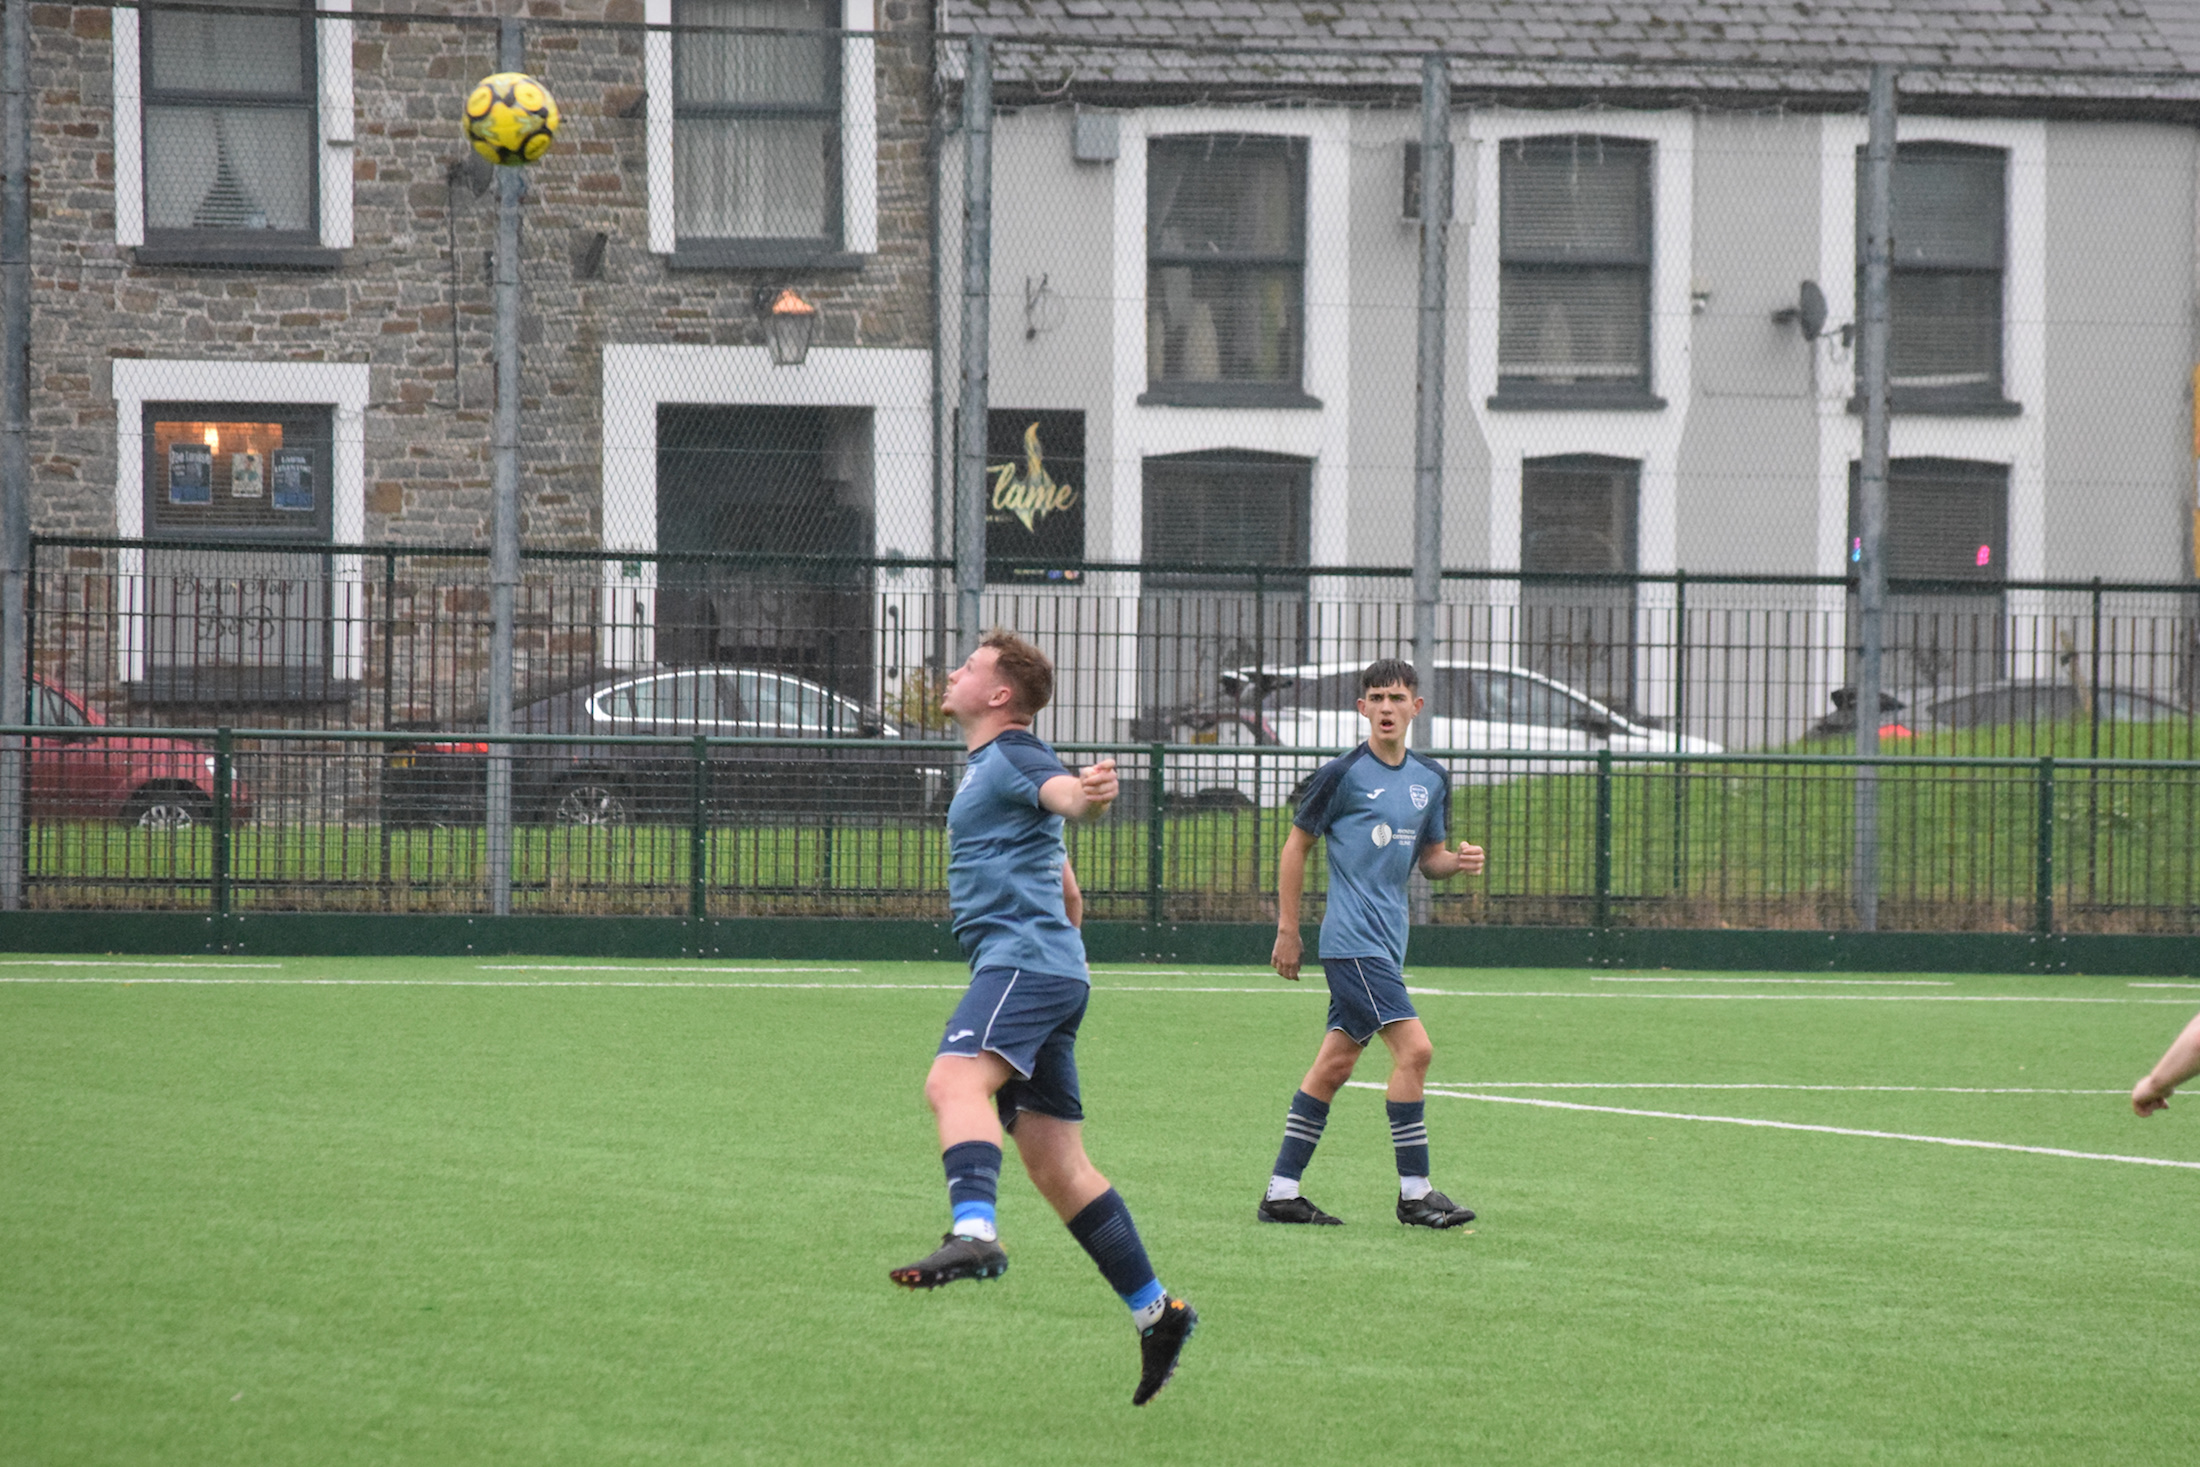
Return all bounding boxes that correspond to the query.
[1123,1278,1165,1314]
[951,1200,997,1228]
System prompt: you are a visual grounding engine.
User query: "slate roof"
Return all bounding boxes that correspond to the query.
[936,1,2200,112]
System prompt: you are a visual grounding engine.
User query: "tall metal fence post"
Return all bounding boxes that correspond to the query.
[1593,748,1614,930]
[1671,568,1689,893]
[1146,742,1166,927]
[1410,54,1450,745]
[1853,64,1896,932]
[485,19,524,916]
[212,726,234,921]
[690,734,708,923]
[0,0,32,913]
[953,36,992,658]
[2035,755,2056,937]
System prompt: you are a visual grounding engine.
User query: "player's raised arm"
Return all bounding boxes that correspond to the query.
[2132,1008,2200,1115]
[1039,757,1118,820]
[1272,825,1316,981]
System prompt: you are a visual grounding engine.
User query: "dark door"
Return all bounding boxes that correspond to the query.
[1846,458,2008,698]
[1139,449,1312,719]
[1520,454,1639,713]
[655,405,874,697]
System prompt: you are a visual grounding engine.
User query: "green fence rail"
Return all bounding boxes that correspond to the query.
[2,725,2199,937]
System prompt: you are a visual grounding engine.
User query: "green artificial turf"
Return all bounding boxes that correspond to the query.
[6,957,2200,1464]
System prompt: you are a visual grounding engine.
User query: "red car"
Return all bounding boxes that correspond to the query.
[25,678,253,828]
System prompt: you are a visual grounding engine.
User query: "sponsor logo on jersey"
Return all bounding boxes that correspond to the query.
[1365,788,1386,799]
[1409,784,1430,810]
[1371,822,1393,846]
[1393,826,1419,846]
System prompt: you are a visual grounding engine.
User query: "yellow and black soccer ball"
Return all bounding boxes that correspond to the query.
[464,72,560,166]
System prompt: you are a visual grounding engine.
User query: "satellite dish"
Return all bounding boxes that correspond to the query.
[1774,280,1829,341]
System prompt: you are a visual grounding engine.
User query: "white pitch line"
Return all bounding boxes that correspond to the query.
[477,964,860,974]
[1366,1081,2123,1095]
[0,959,283,969]
[0,977,968,990]
[2131,982,2200,990]
[1591,975,1953,987]
[1400,988,2198,1005]
[1404,1085,2200,1171]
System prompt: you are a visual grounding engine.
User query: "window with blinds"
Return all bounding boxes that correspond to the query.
[1858,143,2008,410]
[141,0,317,241]
[674,0,840,245]
[1497,137,1653,406]
[1145,135,1308,403]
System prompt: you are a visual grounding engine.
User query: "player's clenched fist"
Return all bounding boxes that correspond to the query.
[1456,841,1485,875]
[1080,757,1119,806]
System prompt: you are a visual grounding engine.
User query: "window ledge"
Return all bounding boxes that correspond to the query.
[1487,387,1667,413]
[1136,384,1324,410]
[1845,394,2024,419]
[665,241,865,271]
[133,243,347,270]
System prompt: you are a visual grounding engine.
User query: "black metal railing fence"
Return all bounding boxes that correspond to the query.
[11,722,2200,935]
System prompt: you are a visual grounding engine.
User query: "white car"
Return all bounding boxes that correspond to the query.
[1151,660,1723,807]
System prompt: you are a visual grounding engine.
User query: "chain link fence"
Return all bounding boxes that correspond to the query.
[10,6,2200,926]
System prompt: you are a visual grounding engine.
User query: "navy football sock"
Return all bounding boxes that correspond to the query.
[1387,1098,1430,1180]
[1271,1089,1331,1183]
[942,1140,1002,1237]
[1066,1188,1165,1321]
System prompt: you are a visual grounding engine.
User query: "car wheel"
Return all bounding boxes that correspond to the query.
[549,779,631,827]
[127,788,211,830]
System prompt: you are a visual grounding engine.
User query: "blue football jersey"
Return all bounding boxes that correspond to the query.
[946,728,1088,981]
[1294,743,1451,965]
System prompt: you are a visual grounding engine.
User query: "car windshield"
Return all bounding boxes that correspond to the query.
[1477,671,1591,730]
[28,687,88,728]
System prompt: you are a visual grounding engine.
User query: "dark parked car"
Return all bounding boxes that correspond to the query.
[24,677,253,828]
[1925,683,2187,729]
[382,666,949,827]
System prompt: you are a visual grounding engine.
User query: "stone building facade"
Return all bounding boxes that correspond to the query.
[18,0,940,726]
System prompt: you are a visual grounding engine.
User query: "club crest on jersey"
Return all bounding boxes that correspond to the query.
[1371,822,1393,847]
[1409,784,1430,810]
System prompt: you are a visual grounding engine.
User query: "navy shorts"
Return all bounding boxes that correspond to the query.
[1322,955,1419,1045]
[936,965,1090,1126]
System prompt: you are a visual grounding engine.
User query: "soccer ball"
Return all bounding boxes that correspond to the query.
[464,72,560,166]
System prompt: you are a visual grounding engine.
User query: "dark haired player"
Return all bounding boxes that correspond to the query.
[889,631,1197,1406]
[1259,657,1486,1228]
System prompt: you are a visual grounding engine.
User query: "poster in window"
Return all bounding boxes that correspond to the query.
[167,443,212,505]
[230,451,264,499]
[984,410,1084,582]
[271,448,314,512]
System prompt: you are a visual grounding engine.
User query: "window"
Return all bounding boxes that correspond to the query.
[1846,458,2010,691]
[142,0,316,243]
[1519,454,1639,712]
[1476,671,1594,731]
[674,0,839,249]
[139,403,340,703]
[1859,143,2010,413]
[1143,135,1312,407]
[1495,136,1656,409]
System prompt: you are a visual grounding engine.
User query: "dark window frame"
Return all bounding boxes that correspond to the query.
[138,0,321,255]
[1492,135,1661,412]
[1854,141,2016,417]
[1141,134,1317,409]
[670,0,845,260]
